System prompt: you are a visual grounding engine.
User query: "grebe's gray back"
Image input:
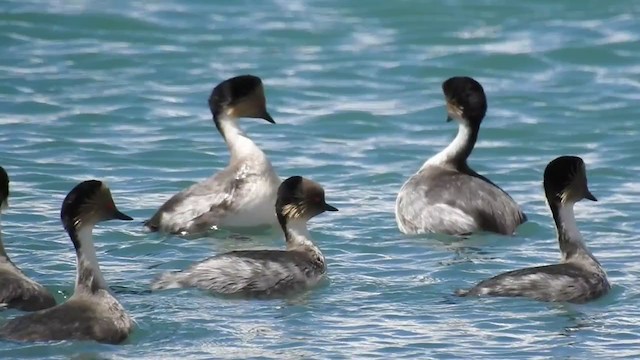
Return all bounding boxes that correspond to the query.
[144,75,281,235]
[0,180,135,344]
[395,76,526,236]
[0,166,56,312]
[457,156,609,303]
[151,176,338,298]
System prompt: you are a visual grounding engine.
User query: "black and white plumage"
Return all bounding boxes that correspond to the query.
[144,75,281,235]
[0,166,56,312]
[151,176,338,298]
[395,76,526,236]
[0,180,135,344]
[457,156,609,303]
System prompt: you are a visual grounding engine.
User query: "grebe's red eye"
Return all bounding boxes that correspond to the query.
[313,196,322,203]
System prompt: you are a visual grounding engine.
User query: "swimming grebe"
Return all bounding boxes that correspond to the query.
[144,75,281,235]
[457,156,609,303]
[151,176,338,298]
[395,76,526,236]
[0,180,135,343]
[0,166,56,311]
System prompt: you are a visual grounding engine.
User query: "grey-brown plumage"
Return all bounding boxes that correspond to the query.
[397,167,526,235]
[0,166,56,312]
[0,267,56,312]
[395,77,526,236]
[457,156,609,303]
[151,176,338,298]
[144,75,280,235]
[0,180,135,344]
[457,263,608,303]
[0,291,131,344]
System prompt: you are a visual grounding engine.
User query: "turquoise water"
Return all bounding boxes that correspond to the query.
[1,0,640,358]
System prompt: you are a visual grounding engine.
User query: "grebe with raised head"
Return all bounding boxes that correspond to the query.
[145,75,280,235]
[0,180,135,344]
[457,156,609,303]
[395,76,526,236]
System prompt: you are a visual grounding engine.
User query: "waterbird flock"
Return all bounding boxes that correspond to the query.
[0,75,611,344]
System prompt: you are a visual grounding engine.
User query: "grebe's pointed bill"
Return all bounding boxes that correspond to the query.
[113,209,133,221]
[261,110,275,124]
[446,115,453,122]
[582,167,597,201]
[323,203,338,212]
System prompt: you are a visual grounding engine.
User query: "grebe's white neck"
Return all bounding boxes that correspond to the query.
[552,201,599,266]
[422,121,478,170]
[557,205,583,242]
[283,218,317,251]
[73,225,108,294]
[216,115,266,162]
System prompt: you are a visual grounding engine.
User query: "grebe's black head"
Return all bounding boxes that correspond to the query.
[276,176,338,222]
[208,75,274,124]
[0,166,8,210]
[61,180,133,233]
[442,76,487,127]
[544,156,597,205]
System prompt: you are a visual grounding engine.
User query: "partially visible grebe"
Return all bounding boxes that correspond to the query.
[151,176,338,298]
[0,180,135,343]
[0,166,56,311]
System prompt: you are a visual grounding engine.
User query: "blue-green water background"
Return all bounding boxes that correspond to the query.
[1,0,640,358]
